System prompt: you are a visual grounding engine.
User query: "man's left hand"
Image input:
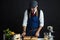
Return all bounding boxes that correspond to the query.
[35,31,39,37]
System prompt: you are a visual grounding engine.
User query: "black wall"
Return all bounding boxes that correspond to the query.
[1,0,60,40]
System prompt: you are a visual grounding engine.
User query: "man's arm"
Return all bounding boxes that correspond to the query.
[35,10,44,37]
[22,10,28,36]
[38,10,44,32]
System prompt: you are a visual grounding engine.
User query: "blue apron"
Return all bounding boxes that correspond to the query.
[26,14,41,37]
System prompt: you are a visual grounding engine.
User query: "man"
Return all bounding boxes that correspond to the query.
[22,1,44,38]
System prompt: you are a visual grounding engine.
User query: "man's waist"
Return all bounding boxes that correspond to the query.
[31,29,37,31]
[28,28,38,32]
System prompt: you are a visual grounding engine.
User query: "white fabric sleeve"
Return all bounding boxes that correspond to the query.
[22,10,28,27]
[39,10,44,27]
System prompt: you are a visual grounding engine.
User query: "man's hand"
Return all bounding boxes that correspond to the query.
[22,32,26,37]
[22,26,26,37]
[35,26,43,37]
[35,31,39,37]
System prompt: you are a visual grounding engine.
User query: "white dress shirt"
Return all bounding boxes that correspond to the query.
[22,9,44,27]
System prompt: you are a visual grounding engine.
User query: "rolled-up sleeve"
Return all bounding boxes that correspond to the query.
[22,10,28,27]
[39,10,44,27]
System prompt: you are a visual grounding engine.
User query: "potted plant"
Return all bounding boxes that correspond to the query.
[3,28,15,40]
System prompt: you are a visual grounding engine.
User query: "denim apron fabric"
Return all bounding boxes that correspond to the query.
[26,12,43,38]
[26,13,40,37]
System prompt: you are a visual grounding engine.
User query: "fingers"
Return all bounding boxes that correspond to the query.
[22,32,26,37]
[35,32,39,37]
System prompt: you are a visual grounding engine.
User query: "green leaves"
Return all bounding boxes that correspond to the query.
[3,28,11,39]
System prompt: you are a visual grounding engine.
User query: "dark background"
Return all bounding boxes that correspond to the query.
[1,0,60,40]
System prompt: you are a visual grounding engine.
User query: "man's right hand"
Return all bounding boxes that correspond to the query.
[22,32,26,37]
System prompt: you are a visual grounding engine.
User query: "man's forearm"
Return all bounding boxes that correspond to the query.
[23,26,26,32]
[37,26,43,33]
